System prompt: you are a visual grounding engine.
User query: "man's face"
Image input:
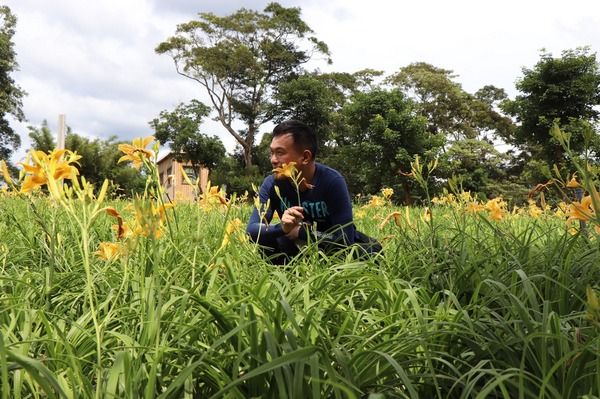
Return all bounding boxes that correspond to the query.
[270,133,305,169]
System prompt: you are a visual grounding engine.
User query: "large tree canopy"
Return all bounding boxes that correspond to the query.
[150,100,226,170]
[156,2,330,169]
[388,62,514,143]
[0,6,26,162]
[502,48,600,164]
[327,88,440,203]
[273,69,384,156]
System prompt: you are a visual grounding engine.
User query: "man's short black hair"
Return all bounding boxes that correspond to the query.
[272,120,318,159]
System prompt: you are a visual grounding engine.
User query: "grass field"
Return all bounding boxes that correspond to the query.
[0,145,599,398]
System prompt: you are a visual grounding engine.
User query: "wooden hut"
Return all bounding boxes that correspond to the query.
[156,152,209,202]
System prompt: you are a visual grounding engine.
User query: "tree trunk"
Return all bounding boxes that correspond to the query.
[243,124,257,170]
[243,145,253,170]
[402,180,413,205]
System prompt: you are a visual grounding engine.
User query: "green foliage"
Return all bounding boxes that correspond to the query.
[439,138,511,196]
[0,6,26,162]
[232,132,274,176]
[156,2,330,169]
[27,120,55,152]
[274,74,337,151]
[150,100,226,170]
[211,157,264,198]
[503,47,600,164]
[1,194,599,397]
[273,70,384,158]
[327,88,440,203]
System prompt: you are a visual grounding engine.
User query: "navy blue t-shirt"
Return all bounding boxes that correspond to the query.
[246,163,356,245]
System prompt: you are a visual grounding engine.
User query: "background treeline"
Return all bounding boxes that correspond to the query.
[2,3,599,204]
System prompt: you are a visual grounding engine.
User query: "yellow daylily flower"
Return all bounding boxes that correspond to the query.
[95,242,122,260]
[199,182,228,210]
[19,149,80,195]
[128,200,170,239]
[554,201,568,218]
[118,136,155,169]
[527,200,543,218]
[1,160,13,185]
[381,187,394,200]
[368,195,385,207]
[465,202,484,214]
[566,175,580,188]
[459,191,474,203]
[220,218,243,249]
[272,162,298,180]
[485,198,506,221]
[422,207,432,223]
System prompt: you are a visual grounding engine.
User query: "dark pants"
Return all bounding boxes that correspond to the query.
[258,231,383,265]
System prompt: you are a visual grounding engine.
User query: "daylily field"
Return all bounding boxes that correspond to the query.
[0,137,599,398]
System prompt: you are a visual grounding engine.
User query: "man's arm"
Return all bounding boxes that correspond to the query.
[246,177,305,243]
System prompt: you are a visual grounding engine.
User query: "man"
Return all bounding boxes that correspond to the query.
[246,120,382,264]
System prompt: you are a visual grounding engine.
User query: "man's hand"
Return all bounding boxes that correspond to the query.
[285,224,301,240]
[281,206,304,234]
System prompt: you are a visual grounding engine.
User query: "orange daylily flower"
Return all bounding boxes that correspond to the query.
[379,211,402,229]
[567,195,595,222]
[118,136,155,169]
[379,207,414,229]
[106,207,127,239]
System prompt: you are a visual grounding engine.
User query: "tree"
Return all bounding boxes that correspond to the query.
[156,2,330,169]
[440,138,510,195]
[388,62,514,142]
[328,88,440,203]
[0,6,26,161]
[502,48,600,165]
[273,69,383,157]
[388,63,521,199]
[150,100,226,170]
[27,120,56,152]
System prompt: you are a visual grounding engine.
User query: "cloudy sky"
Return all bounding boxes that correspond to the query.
[4,0,600,162]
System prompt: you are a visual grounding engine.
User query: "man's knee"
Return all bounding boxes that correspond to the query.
[353,230,383,258]
[254,235,300,265]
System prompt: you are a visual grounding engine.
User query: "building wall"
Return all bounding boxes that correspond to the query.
[157,155,209,202]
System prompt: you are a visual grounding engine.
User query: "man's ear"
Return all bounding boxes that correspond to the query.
[301,149,312,165]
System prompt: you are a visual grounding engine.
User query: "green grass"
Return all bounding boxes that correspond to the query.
[0,196,599,398]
